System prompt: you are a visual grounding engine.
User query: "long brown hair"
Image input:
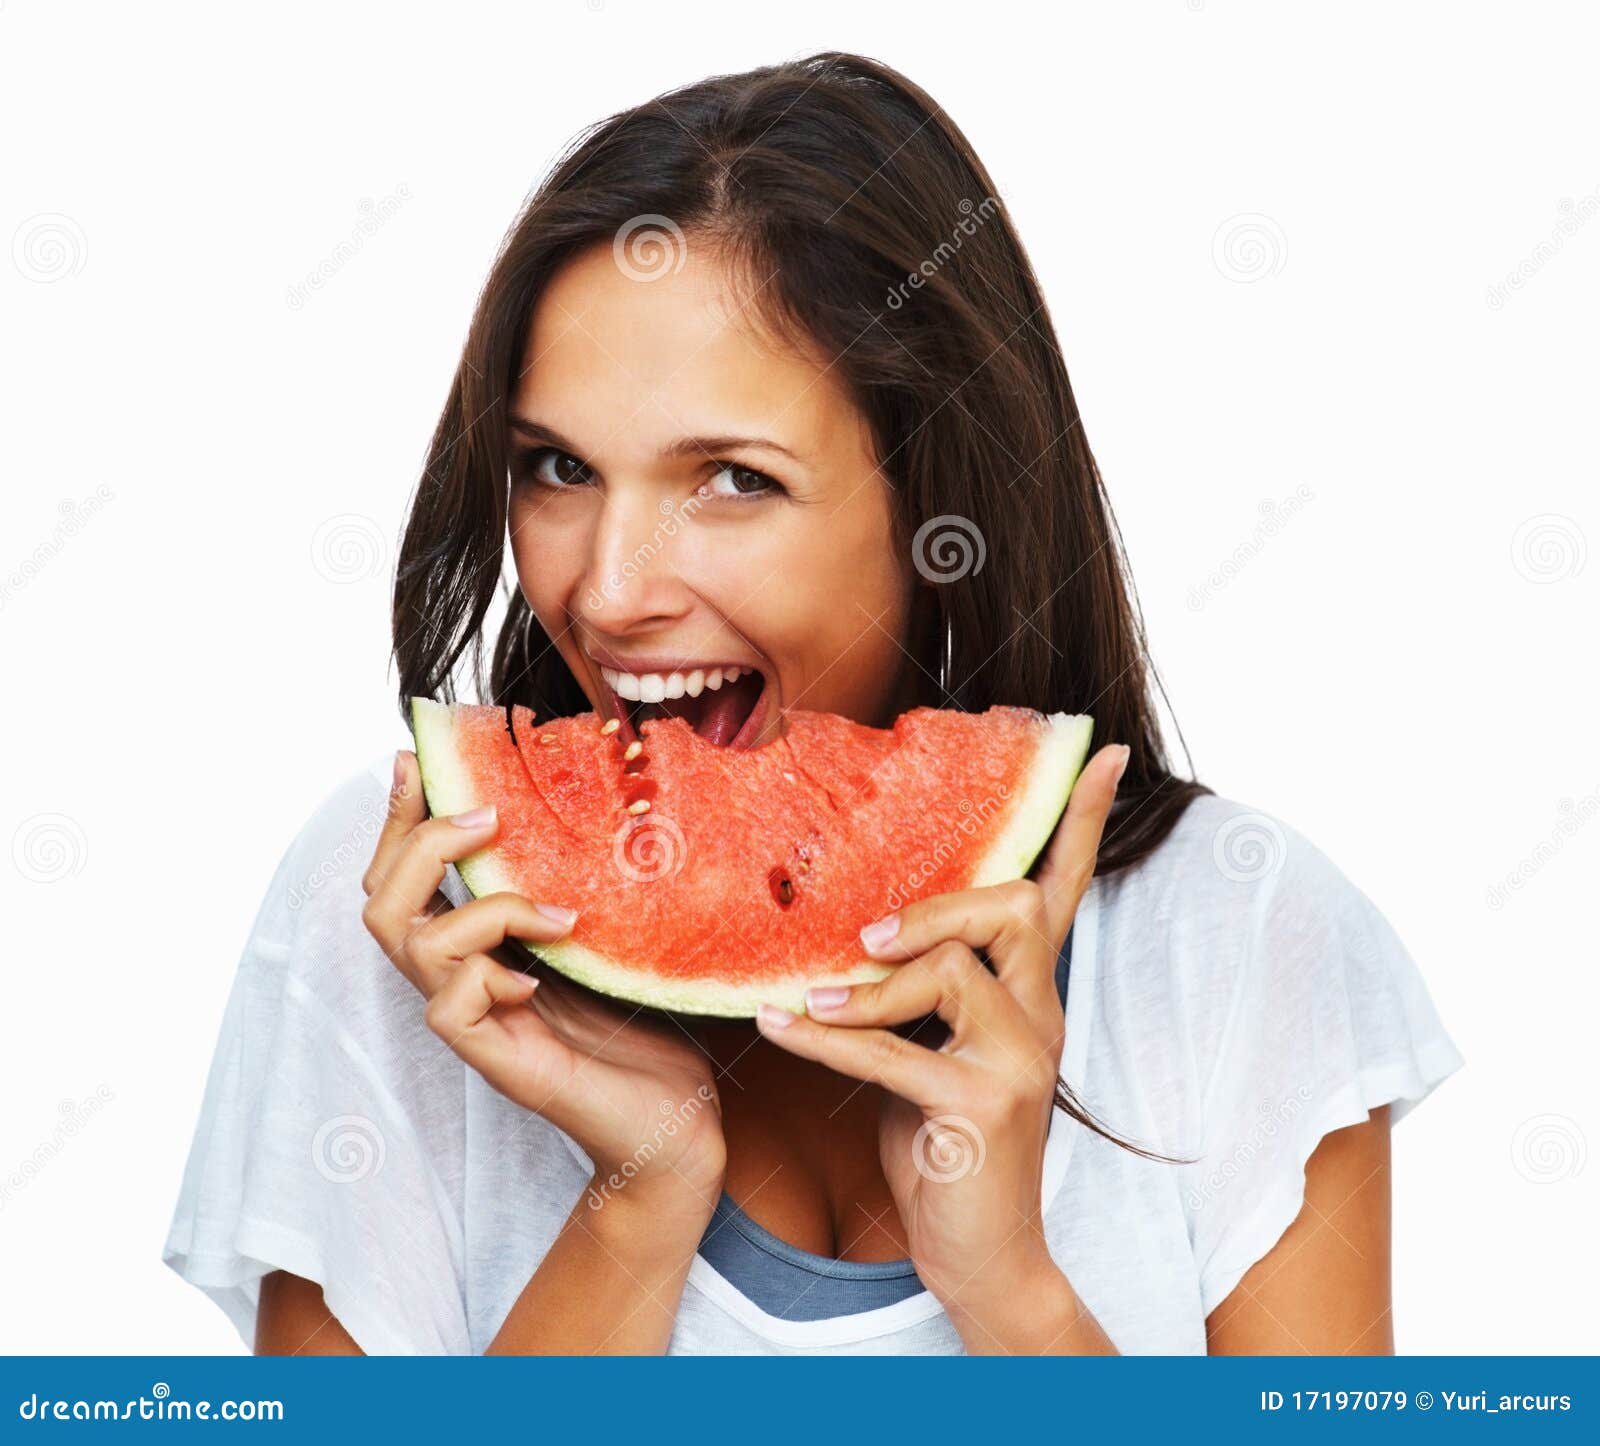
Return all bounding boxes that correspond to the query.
[391,52,1208,1160]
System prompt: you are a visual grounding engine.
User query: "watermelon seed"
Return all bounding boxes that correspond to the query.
[626,799,651,815]
[768,867,796,907]
[540,734,559,746]
[623,740,643,762]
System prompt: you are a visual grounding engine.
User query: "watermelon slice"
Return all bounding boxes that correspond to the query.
[408,699,1093,1018]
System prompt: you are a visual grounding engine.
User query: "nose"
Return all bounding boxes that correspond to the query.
[575,489,695,632]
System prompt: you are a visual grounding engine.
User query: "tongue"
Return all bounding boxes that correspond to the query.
[656,671,763,746]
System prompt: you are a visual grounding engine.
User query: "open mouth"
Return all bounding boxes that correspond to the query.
[594,660,770,748]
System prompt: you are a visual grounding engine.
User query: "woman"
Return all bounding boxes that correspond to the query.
[164,52,1462,1354]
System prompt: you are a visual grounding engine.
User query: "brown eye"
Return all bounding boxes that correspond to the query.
[515,448,591,488]
[698,462,783,501]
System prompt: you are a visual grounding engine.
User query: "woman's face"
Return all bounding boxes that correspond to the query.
[508,239,918,748]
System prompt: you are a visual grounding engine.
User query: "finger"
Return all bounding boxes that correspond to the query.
[361,750,426,896]
[856,879,1058,1022]
[407,892,578,984]
[804,943,1031,1053]
[858,879,1048,963]
[424,951,539,1054]
[361,803,502,950]
[754,1000,962,1108]
[1035,742,1129,939]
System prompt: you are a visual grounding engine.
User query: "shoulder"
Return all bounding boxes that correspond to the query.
[1093,789,1391,989]
[1085,792,1418,1102]
[1084,789,1461,1140]
[247,753,392,956]
[241,751,456,1030]
[266,755,396,921]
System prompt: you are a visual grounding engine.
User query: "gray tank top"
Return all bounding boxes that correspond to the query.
[695,925,1075,1320]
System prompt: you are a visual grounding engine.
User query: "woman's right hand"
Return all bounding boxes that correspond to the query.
[360,750,727,1215]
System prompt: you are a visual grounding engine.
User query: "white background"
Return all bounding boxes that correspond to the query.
[2,0,1594,1354]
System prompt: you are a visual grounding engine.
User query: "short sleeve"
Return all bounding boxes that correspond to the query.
[1178,808,1465,1318]
[162,759,474,1354]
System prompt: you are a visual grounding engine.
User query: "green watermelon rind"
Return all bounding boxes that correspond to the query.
[409,698,1094,1019]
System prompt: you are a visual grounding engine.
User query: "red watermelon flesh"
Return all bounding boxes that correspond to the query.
[409,699,1094,1017]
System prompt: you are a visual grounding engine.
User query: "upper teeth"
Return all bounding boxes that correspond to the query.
[598,664,748,702]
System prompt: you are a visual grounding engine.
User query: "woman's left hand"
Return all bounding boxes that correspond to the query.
[755,741,1129,1348]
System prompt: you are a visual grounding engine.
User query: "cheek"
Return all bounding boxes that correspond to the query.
[509,499,583,619]
[718,503,911,692]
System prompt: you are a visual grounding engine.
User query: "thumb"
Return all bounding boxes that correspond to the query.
[1036,743,1130,937]
[362,749,427,896]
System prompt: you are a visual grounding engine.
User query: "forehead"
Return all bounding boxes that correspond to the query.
[513,240,865,461]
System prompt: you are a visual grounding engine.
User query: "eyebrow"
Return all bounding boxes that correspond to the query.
[509,415,804,464]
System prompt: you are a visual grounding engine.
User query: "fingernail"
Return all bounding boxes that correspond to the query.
[859,914,901,953]
[392,751,406,790]
[1112,745,1131,787]
[448,805,496,828]
[756,1003,796,1030]
[806,986,850,1012]
[536,903,578,930]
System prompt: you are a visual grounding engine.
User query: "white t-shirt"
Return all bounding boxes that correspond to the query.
[162,753,1464,1354]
